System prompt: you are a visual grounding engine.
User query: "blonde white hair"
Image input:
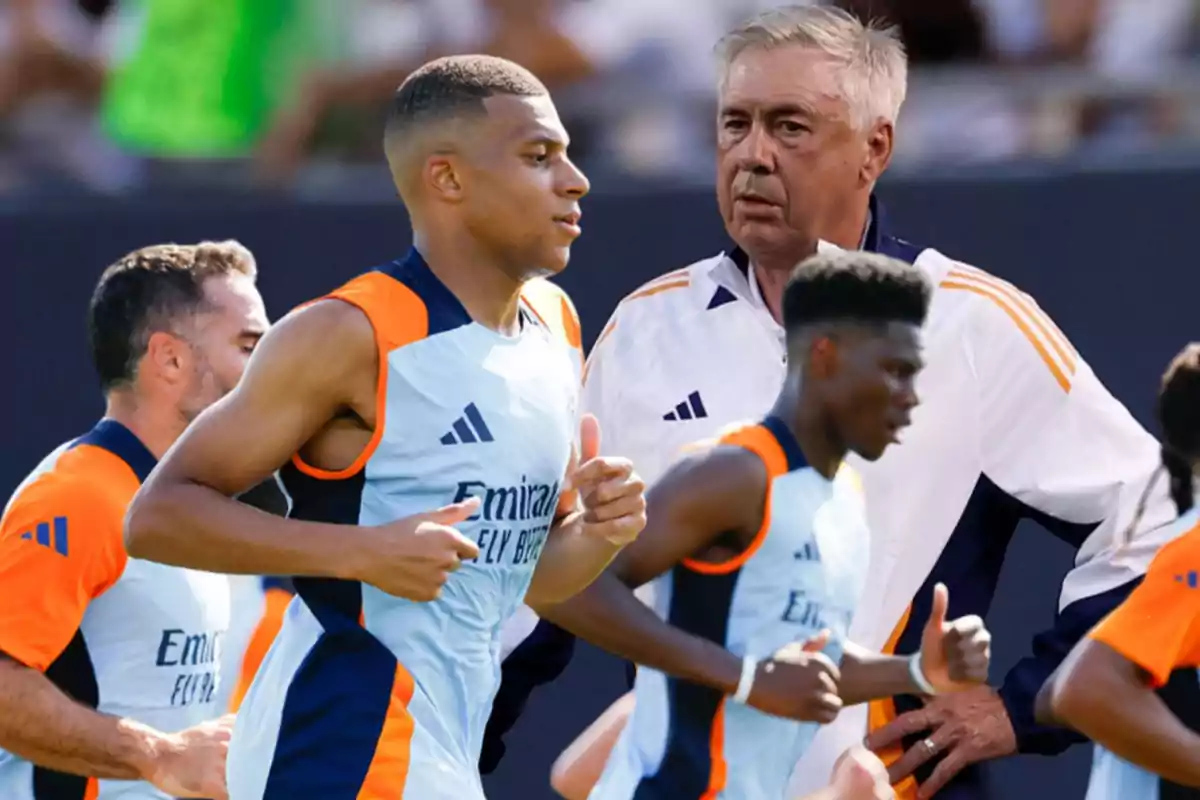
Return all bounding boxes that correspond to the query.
[716,5,909,130]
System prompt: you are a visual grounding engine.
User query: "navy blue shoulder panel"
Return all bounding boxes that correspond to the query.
[71,419,157,483]
[381,248,473,336]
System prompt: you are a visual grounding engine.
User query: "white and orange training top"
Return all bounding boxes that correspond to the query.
[0,420,230,800]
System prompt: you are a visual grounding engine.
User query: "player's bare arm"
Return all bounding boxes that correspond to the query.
[832,584,991,706]
[539,445,843,722]
[525,415,646,607]
[0,654,232,798]
[125,300,480,600]
[1041,637,1200,786]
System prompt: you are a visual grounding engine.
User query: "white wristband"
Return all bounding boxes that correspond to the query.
[733,655,758,704]
[908,652,938,696]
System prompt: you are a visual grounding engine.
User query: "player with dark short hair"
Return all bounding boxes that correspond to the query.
[0,241,270,800]
[124,55,645,800]
[541,252,992,800]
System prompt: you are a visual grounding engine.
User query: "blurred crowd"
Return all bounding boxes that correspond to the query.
[2,0,1199,196]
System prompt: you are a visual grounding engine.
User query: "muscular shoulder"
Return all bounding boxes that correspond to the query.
[653,442,768,526]
[262,298,377,380]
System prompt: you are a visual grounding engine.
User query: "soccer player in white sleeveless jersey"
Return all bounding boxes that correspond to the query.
[544,251,992,800]
[124,56,646,800]
[1037,343,1200,800]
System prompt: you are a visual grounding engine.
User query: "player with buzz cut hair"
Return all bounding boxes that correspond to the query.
[0,240,270,800]
[123,54,646,800]
[551,251,992,800]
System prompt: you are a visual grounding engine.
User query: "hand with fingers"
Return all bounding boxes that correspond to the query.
[146,714,235,800]
[914,583,992,694]
[354,497,483,601]
[866,584,1010,799]
[563,414,646,548]
[746,630,844,723]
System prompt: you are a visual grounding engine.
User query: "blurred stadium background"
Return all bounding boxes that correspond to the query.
[2,1,1200,798]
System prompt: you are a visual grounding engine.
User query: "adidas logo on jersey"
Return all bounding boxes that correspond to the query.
[663,391,708,421]
[441,403,495,445]
[18,517,68,556]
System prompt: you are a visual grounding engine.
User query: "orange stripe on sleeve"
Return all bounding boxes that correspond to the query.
[1088,523,1200,687]
[289,273,431,481]
[0,447,131,671]
[682,424,788,575]
[868,603,918,800]
[357,663,417,799]
[945,269,1077,373]
[621,279,690,305]
[939,279,1073,393]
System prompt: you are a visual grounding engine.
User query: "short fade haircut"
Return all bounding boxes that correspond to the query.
[783,250,930,336]
[88,241,257,392]
[717,5,907,130]
[385,55,548,147]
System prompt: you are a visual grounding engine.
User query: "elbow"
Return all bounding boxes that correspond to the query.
[549,756,590,800]
[123,484,180,561]
[1046,670,1095,732]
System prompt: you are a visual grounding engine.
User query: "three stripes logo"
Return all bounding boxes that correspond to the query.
[18,517,69,556]
[441,403,495,445]
[663,391,708,421]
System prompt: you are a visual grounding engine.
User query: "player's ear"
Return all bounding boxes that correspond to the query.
[426,155,465,204]
[144,330,190,386]
[808,335,839,379]
[861,119,893,186]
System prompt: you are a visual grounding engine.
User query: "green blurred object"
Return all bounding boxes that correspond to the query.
[101,0,334,157]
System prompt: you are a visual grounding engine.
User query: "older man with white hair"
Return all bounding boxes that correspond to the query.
[539,5,1178,800]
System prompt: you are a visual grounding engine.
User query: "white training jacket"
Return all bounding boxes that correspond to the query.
[579,201,1179,799]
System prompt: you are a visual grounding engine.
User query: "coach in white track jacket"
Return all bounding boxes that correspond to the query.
[544,7,1180,800]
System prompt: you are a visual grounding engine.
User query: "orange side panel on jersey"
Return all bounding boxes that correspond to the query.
[699,700,728,799]
[229,587,293,713]
[290,273,432,481]
[1089,522,1200,687]
[945,269,1077,374]
[357,663,417,799]
[683,424,788,575]
[939,279,1072,393]
[84,777,98,800]
[868,603,918,800]
[0,445,132,671]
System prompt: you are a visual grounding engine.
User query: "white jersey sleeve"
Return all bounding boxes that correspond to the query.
[964,268,1178,751]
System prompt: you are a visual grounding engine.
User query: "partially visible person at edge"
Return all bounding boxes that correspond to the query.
[535,6,1178,800]
[1037,343,1200,799]
[0,241,271,800]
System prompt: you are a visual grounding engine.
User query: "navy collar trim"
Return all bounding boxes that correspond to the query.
[72,419,158,483]
[761,415,808,473]
[713,195,923,309]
